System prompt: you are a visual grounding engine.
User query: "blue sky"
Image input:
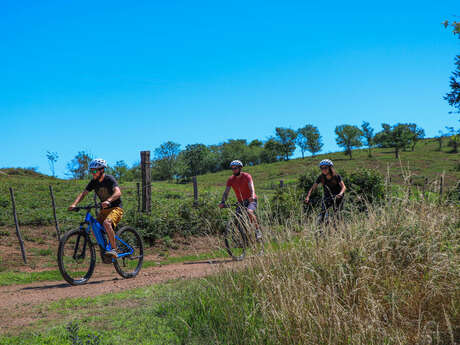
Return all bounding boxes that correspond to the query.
[0,0,459,177]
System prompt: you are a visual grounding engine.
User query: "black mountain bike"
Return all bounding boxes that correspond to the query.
[306,195,344,236]
[222,202,262,261]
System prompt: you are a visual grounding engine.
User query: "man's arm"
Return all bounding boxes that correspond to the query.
[247,178,256,202]
[69,190,89,210]
[102,186,122,208]
[218,186,232,208]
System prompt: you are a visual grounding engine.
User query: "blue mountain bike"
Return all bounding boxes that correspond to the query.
[57,205,144,286]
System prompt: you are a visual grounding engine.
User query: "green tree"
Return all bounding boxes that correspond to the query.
[46,151,59,177]
[247,139,264,165]
[249,139,263,148]
[435,130,447,151]
[444,55,460,117]
[179,144,213,177]
[407,124,425,151]
[153,141,181,180]
[374,123,413,159]
[361,122,374,157]
[275,127,297,160]
[219,139,252,169]
[297,125,323,158]
[261,138,283,163]
[334,125,363,160]
[443,20,459,124]
[445,126,460,153]
[109,160,129,182]
[66,151,92,179]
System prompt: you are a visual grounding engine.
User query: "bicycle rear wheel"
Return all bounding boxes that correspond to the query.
[113,226,144,278]
[58,229,96,285]
[224,217,248,261]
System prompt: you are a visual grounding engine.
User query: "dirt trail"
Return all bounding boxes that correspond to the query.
[0,258,235,333]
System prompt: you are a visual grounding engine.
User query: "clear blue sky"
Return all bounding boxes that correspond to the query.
[1,0,458,177]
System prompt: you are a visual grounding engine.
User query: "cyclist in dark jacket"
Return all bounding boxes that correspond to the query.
[304,159,346,223]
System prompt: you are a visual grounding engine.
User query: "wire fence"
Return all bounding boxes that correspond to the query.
[0,174,458,265]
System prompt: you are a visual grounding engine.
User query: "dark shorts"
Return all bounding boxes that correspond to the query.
[239,199,258,212]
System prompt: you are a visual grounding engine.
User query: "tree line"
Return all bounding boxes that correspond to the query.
[61,121,452,182]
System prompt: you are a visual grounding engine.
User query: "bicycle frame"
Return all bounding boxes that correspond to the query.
[80,211,133,259]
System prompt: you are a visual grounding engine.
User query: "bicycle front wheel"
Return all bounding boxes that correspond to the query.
[224,217,248,261]
[113,226,144,278]
[57,229,96,285]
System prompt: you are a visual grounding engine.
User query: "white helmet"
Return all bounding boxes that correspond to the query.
[89,158,107,170]
[319,159,333,167]
[230,160,243,168]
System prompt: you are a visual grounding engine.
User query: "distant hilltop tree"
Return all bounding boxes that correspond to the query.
[374,123,413,159]
[361,122,374,158]
[66,151,92,179]
[297,124,323,158]
[275,127,297,160]
[46,151,59,177]
[335,125,363,160]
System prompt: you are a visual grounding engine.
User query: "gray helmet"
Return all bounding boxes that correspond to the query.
[89,158,107,170]
[230,160,243,168]
[319,159,333,167]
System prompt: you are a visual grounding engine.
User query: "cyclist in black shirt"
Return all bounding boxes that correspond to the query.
[304,159,346,223]
[68,158,123,258]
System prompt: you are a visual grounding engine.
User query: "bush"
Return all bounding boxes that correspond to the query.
[124,193,226,245]
[268,187,303,223]
[298,168,385,207]
[341,168,385,205]
[447,180,460,204]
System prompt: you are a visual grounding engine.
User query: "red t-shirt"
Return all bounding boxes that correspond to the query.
[226,172,256,202]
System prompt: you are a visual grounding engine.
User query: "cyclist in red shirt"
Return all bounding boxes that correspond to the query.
[219,160,262,240]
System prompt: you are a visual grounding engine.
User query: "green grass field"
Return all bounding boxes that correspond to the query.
[1,193,458,345]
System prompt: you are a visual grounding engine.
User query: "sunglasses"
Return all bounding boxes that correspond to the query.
[90,169,101,174]
[231,167,240,170]
[320,166,329,170]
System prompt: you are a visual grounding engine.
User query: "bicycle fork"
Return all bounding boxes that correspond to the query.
[73,233,87,260]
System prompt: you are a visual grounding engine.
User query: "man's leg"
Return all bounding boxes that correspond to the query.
[247,200,262,240]
[103,218,117,251]
[98,208,123,257]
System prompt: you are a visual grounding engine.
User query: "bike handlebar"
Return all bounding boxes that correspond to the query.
[69,204,102,212]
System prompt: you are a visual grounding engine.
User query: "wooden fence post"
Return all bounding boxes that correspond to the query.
[9,188,27,264]
[136,182,140,212]
[440,175,444,198]
[140,151,151,213]
[49,185,60,241]
[192,176,198,206]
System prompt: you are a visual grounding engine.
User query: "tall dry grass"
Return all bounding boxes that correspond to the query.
[195,193,459,345]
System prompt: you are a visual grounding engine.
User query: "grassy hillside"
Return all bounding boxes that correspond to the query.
[0,138,458,229]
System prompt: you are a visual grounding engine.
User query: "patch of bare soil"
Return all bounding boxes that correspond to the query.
[0,225,223,272]
[0,258,236,334]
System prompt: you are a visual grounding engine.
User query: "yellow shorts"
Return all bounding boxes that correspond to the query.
[97,207,124,228]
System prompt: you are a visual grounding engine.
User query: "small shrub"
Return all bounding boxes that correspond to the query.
[124,193,226,245]
[454,161,460,172]
[341,168,385,205]
[66,321,101,345]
